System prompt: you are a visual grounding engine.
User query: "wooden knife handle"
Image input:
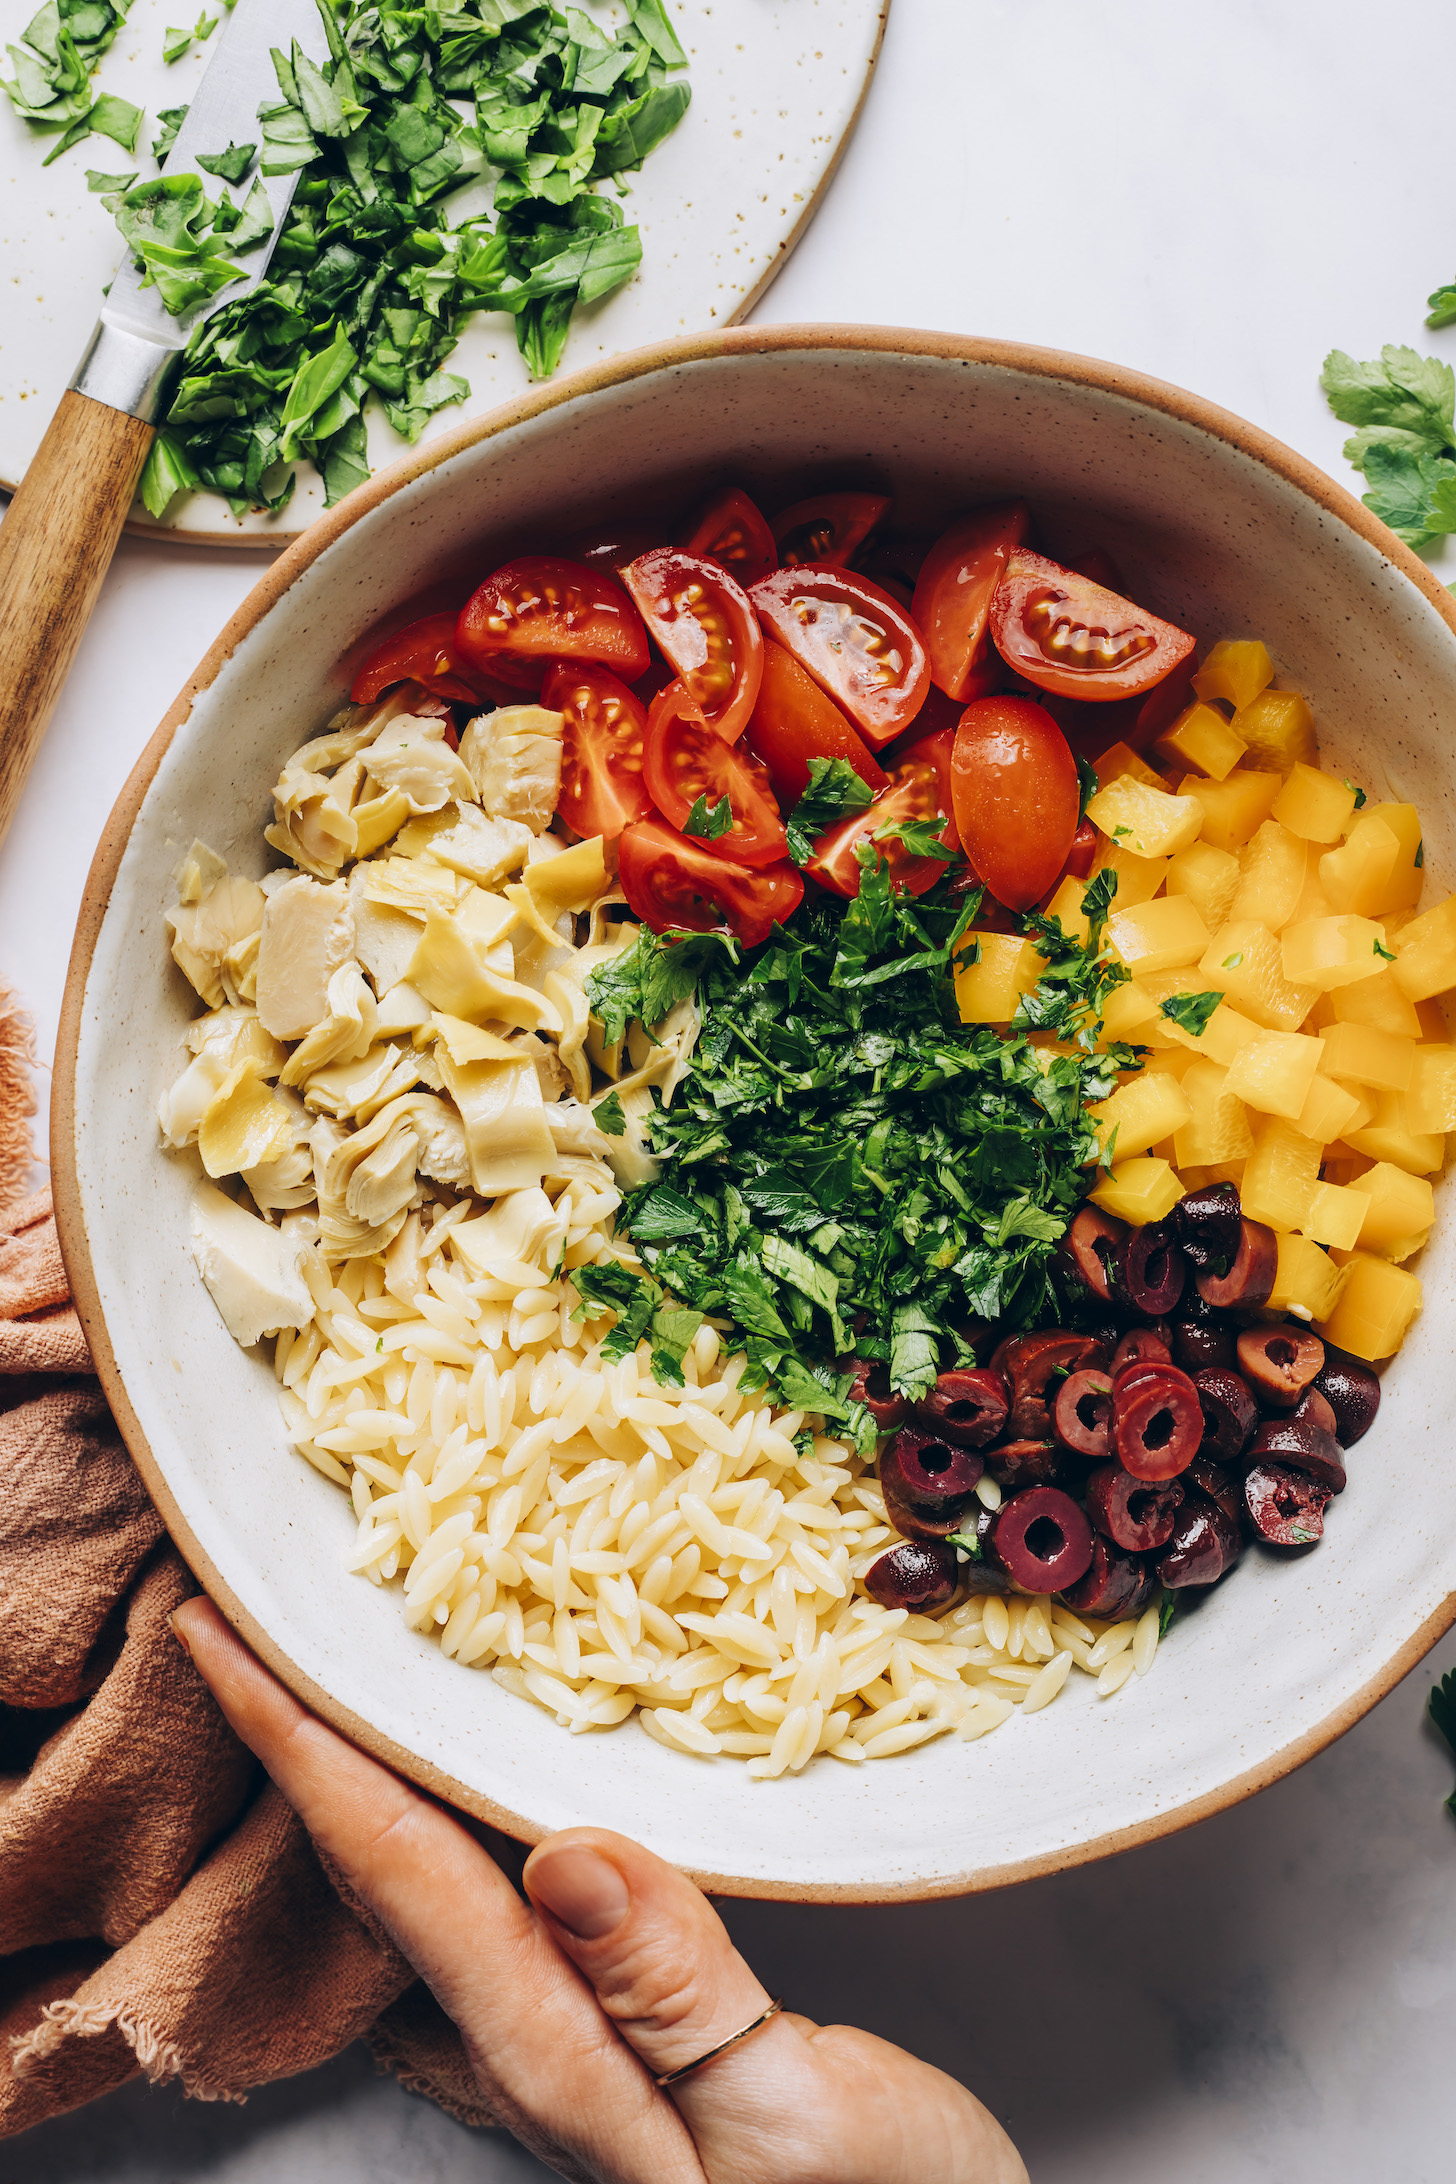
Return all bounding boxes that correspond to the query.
[0,389,154,848]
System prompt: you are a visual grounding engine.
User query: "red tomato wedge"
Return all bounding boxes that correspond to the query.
[743,640,887,806]
[749,566,930,750]
[541,661,653,841]
[911,501,1031,703]
[772,490,890,568]
[456,555,650,680]
[350,612,485,705]
[618,818,803,948]
[951,696,1080,912]
[622,547,764,744]
[989,551,1195,702]
[643,682,787,867]
[1033,817,1099,913]
[808,725,960,900]
[682,485,777,589]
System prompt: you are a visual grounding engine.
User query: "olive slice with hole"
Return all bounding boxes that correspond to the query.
[1311,1346,1382,1447]
[1113,1364,1203,1481]
[1247,1414,1347,1494]
[988,1486,1095,1593]
[1058,1532,1156,1619]
[1059,1205,1128,1305]
[1195,1217,1278,1309]
[1084,1463,1184,1552]
[1236,1323,1325,1408]
[913,1367,1010,1448]
[1053,1369,1115,1459]
[1244,1462,1333,1548]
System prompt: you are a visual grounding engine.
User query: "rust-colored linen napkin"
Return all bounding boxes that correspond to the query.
[0,987,494,2135]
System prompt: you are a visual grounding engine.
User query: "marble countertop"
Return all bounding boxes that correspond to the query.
[4,0,1455,2175]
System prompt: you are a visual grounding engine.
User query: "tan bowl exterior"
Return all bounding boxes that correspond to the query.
[52,325,1456,1902]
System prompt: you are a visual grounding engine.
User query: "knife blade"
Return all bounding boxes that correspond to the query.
[71,0,329,424]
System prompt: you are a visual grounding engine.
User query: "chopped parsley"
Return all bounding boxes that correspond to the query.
[1344,778,1368,809]
[784,757,875,866]
[585,858,1141,1417]
[1321,345,1456,549]
[1373,937,1396,963]
[592,1091,626,1138]
[1159,989,1223,1036]
[1076,754,1098,820]
[682,793,733,840]
[873,814,955,861]
[1222,951,1243,970]
[2,0,141,165]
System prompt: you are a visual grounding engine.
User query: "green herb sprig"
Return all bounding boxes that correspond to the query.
[3,0,142,165]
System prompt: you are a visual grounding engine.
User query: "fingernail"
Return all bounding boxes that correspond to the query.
[529,1847,630,1940]
[168,1610,192,1657]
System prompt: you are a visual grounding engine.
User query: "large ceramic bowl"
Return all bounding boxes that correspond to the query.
[53,326,1456,1902]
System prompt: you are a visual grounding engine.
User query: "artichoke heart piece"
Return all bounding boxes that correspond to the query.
[310,1113,410,1261]
[175,839,228,905]
[375,980,432,1037]
[543,969,591,1100]
[459,705,564,834]
[167,870,267,1009]
[435,1048,556,1195]
[265,764,358,879]
[363,717,478,814]
[348,867,429,993]
[159,1047,232,1149]
[452,1186,567,1277]
[280,963,379,1085]
[197,1061,299,1180]
[408,910,562,1035]
[243,1086,318,1211]
[351,788,413,859]
[190,1181,314,1349]
[396,803,534,888]
[525,835,609,920]
[304,1041,406,1119]
[357,856,459,919]
[325,1099,427,1227]
[431,1013,520,1065]
[256,877,356,1042]
[184,1004,286,1073]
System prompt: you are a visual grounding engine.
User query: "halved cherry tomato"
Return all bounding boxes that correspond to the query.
[553,523,661,569]
[989,551,1195,703]
[618,818,803,947]
[911,501,1031,704]
[350,612,484,705]
[743,640,887,806]
[682,486,777,589]
[808,724,960,900]
[457,556,650,681]
[772,490,890,568]
[749,566,930,750]
[542,660,653,841]
[643,682,787,867]
[622,547,764,744]
[1133,653,1198,748]
[1032,817,1099,913]
[951,696,1079,912]
[1036,690,1145,762]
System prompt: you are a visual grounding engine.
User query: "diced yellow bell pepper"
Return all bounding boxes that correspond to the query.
[1107,896,1210,976]
[1156,996,1264,1064]
[1229,820,1309,932]
[1099,978,1160,1043]
[1266,1233,1345,1321]
[1172,1059,1255,1168]
[1407,1043,1456,1133]
[1087,1071,1194,1162]
[1229,689,1318,776]
[1165,840,1240,931]
[1193,640,1274,712]
[1223,1031,1326,1121]
[1415,998,1449,1042]
[1280,915,1392,993]
[1295,1074,1366,1145]
[1329,965,1422,1039]
[1392,891,1456,1002]
[1085,777,1203,861]
[954,933,1047,1023]
[1319,813,1401,916]
[1091,835,1170,910]
[1270,763,1357,844]
[1087,1157,1185,1225]
[1301,1179,1368,1252]
[1364,802,1424,915]
[1155,703,1248,782]
[1240,1115,1321,1231]
[1346,1162,1435,1260]
[1316,1252,1422,1360]
[1286,866,1334,925]
[1345,1093,1444,1174]
[1176,768,1282,853]
[1091,741,1165,790]
[1319,1019,1415,1092]
[1042,875,1092,945]
[1200,921,1318,1032]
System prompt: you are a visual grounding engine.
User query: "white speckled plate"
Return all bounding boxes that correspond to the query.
[53,328,1456,1901]
[0,0,887,542]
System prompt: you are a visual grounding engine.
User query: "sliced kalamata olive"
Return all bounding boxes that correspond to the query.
[1312,1346,1382,1447]
[1236,1324,1325,1408]
[865,1538,961,1611]
[1059,1204,1128,1304]
[1291,1386,1338,1437]
[839,1356,908,1432]
[988,1486,1095,1593]
[1175,1180,1243,1272]
[990,1330,1106,1439]
[879,1430,984,1541]
[1111,1326,1172,1376]
[1058,1532,1157,1619]
[1195,1217,1277,1310]
[1085,1463,1184,1552]
[1114,1365,1203,1481]
[1113,1217,1186,1317]
[1185,1454,1242,1529]
[1193,1367,1258,1466]
[986,1439,1069,1492]
[1247,1416,1347,1494]
[1244,1463,1333,1548]
[914,1367,1009,1448]
[1053,1369,1115,1458]
[1156,1496,1242,1589]
[1172,1317,1235,1372]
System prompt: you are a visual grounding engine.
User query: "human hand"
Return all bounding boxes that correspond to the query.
[172,1597,1026,2184]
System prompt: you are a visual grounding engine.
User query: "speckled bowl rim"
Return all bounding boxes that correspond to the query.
[51,323,1456,1903]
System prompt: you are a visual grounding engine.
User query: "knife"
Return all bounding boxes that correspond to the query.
[0,0,326,849]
